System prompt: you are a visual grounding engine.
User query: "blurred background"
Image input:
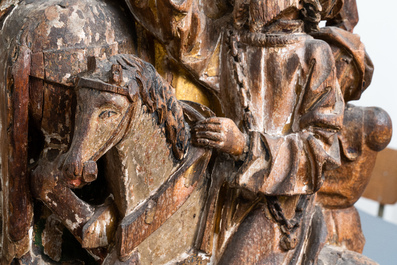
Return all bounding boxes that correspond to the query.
[353,1,397,225]
[349,2,397,264]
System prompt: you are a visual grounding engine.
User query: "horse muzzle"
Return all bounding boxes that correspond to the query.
[63,160,98,188]
[82,160,98,183]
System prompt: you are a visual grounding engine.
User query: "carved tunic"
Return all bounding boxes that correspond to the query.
[125,2,344,196]
[213,28,345,264]
[223,30,344,196]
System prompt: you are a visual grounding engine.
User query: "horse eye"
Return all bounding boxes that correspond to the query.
[99,110,118,119]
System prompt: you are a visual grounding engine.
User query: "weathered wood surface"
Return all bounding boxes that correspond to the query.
[318,245,378,265]
[0,0,392,264]
[0,0,138,263]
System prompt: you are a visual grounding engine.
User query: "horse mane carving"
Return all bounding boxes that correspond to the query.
[128,55,189,160]
[78,54,190,160]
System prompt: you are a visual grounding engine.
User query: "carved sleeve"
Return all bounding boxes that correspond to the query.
[236,41,344,196]
[124,0,225,84]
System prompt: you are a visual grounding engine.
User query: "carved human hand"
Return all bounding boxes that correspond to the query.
[193,117,247,156]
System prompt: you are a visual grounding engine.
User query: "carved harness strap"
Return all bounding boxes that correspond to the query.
[77,77,136,102]
[115,103,213,261]
[117,145,211,261]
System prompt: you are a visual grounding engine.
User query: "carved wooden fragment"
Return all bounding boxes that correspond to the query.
[0,0,392,264]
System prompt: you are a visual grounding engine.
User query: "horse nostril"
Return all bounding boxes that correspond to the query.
[63,162,82,180]
[63,163,73,179]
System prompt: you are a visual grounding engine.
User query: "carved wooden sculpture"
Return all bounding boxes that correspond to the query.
[0,0,392,264]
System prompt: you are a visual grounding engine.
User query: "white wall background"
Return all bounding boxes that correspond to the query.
[351,1,397,224]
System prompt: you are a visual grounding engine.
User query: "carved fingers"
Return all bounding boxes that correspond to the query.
[193,118,224,150]
[193,117,247,156]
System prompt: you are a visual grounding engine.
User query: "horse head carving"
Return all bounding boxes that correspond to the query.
[31,54,212,264]
[62,54,189,188]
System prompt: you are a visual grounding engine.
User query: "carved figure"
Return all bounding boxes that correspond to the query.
[0,0,392,264]
[195,7,345,265]
[125,0,391,264]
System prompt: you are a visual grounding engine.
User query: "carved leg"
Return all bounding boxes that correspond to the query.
[31,156,118,258]
[31,156,95,241]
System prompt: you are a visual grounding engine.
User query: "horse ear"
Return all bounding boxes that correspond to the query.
[110,64,123,86]
[87,56,97,72]
[126,80,140,102]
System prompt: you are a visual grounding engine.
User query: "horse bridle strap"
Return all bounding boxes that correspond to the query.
[76,77,135,101]
[116,146,212,261]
